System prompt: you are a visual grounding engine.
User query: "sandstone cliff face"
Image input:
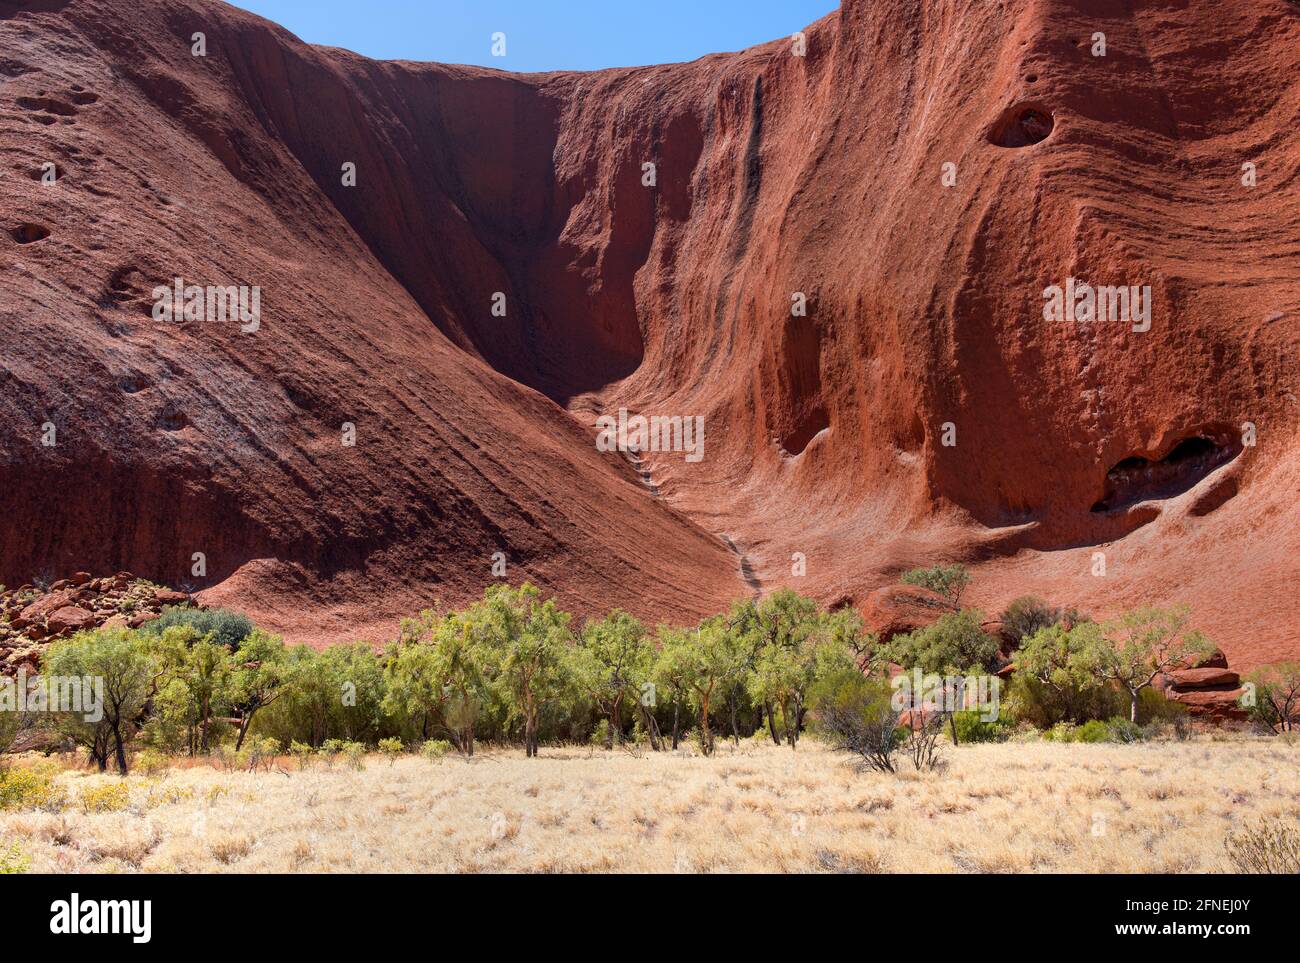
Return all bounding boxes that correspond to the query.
[1,0,1296,663]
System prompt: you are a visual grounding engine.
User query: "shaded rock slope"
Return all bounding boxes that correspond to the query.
[0,0,1297,664]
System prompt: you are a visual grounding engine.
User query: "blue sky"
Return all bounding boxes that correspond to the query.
[226,0,840,72]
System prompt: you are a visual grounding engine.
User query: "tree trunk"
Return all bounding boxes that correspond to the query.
[700,694,713,756]
[949,712,960,746]
[766,702,781,745]
[640,704,662,752]
[729,696,740,747]
[1130,688,1139,723]
[110,720,129,774]
[671,701,680,749]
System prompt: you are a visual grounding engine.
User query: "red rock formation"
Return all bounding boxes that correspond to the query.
[0,0,1297,665]
[0,573,187,673]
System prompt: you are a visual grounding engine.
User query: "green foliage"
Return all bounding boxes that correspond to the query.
[378,737,403,763]
[1243,661,1300,733]
[951,709,1011,744]
[887,609,1000,675]
[1000,596,1065,645]
[899,564,971,608]
[289,740,314,769]
[810,670,904,773]
[1009,622,1119,726]
[419,739,451,761]
[0,764,67,811]
[1074,719,1112,743]
[1136,686,1187,725]
[341,741,366,770]
[1106,717,1143,743]
[1096,605,1216,722]
[78,781,131,813]
[143,606,254,648]
[0,841,30,874]
[44,627,156,773]
[575,609,655,747]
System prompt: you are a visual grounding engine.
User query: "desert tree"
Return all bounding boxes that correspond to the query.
[1244,661,1300,733]
[44,628,157,774]
[655,617,745,756]
[899,563,971,610]
[577,609,660,749]
[1096,605,1215,723]
[149,625,232,754]
[811,669,902,774]
[228,630,290,750]
[1012,621,1111,725]
[886,609,1000,676]
[472,583,574,758]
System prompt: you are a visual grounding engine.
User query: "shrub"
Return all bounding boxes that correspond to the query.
[0,764,67,811]
[589,719,611,748]
[1136,686,1187,725]
[811,671,903,774]
[1074,720,1112,743]
[0,841,29,874]
[1225,819,1300,874]
[999,596,1062,645]
[341,741,366,771]
[289,741,314,769]
[887,610,1000,675]
[143,606,254,649]
[1106,717,1143,743]
[899,564,970,609]
[419,739,451,761]
[133,750,169,777]
[78,781,131,814]
[244,736,281,772]
[952,709,1010,743]
[1004,668,1125,729]
[1043,722,1077,743]
[378,737,403,764]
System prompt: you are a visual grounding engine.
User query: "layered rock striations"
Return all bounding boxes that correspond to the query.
[0,0,1296,665]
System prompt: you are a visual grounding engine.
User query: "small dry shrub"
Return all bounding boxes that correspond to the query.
[1225,819,1300,874]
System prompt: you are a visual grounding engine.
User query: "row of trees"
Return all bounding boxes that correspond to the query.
[13,570,1276,775]
[26,585,876,772]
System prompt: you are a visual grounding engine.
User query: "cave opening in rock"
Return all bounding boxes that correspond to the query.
[1091,433,1240,513]
[989,103,1055,148]
[10,223,50,244]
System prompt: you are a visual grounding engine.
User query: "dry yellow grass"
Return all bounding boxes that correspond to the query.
[3,737,1298,873]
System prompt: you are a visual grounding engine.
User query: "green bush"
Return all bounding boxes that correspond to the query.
[887,610,1000,675]
[999,596,1062,645]
[1136,687,1187,725]
[341,741,366,771]
[0,765,67,811]
[1043,721,1077,742]
[1074,720,1112,743]
[952,710,1010,743]
[419,739,451,761]
[378,737,403,763]
[289,741,314,769]
[144,606,254,648]
[899,564,970,608]
[0,841,29,874]
[1106,717,1143,743]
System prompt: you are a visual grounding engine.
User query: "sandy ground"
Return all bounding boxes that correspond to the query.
[2,737,1297,873]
